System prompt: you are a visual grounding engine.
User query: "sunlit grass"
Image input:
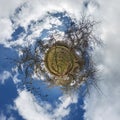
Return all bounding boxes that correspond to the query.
[45,43,80,76]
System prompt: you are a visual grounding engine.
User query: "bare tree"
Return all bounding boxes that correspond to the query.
[16,13,101,95]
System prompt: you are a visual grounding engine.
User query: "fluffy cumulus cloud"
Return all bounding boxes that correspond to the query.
[84,0,120,120]
[0,0,25,17]
[14,90,78,120]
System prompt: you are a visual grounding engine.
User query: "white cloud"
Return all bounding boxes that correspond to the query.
[84,0,120,120]
[53,93,78,119]
[0,0,25,47]
[0,0,24,18]
[0,112,15,120]
[14,90,52,120]
[0,18,13,46]
[0,0,84,48]
[0,71,12,84]
[14,90,78,120]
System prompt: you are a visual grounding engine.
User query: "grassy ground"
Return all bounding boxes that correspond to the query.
[45,43,79,77]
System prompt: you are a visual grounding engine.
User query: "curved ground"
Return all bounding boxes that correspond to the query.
[45,43,78,76]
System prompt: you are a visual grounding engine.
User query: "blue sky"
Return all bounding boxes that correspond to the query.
[0,0,120,120]
[0,27,84,120]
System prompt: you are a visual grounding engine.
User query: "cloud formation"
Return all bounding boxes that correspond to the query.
[84,0,120,120]
[14,90,78,120]
[0,0,120,120]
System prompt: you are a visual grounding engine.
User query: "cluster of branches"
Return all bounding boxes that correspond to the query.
[56,15,101,93]
[16,14,101,94]
[64,15,101,52]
